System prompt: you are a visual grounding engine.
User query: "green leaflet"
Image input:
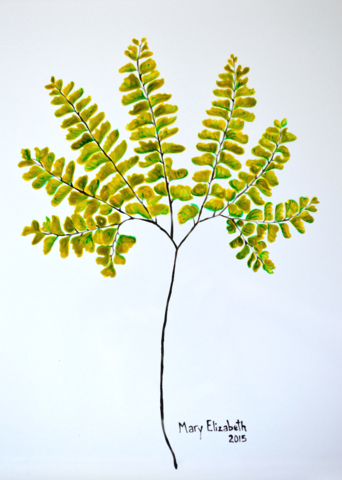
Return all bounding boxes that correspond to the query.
[204,198,224,211]
[103,129,119,153]
[142,71,160,84]
[170,185,192,201]
[193,170,211,183]
[101,261,116,278]
[159,127,178,141]
[116,235,136,254]
[43,236,57,254]
[246,186,265,205]
[122,90,146,106]
[130,126,156,141]
[22,165,43,181]
[225,130,248,145]
[116,155,139,175]
[149,204,169,216]
[177,204,199,224]
[114,253,126,265]
[229,179,245,192]
[191,183,207,197]
[92,120,110,143]
[150,93,172,107]
[156,116,177,131]
[167,168,188,181]
[255,178,272,197]
[32,172,52,189]
[147,79,165,95]
[241,223,255,236]
[192,153,215,167]
[235,86,255,98]
[252,145,272,160]
[210,183,226,199]
[96,163,115,182]
[146,164,164,183]
[245,209,263,221]
[154,104,178,117]
[162,143,185,154]
[46,179,62,195]
[119,73,140,92]
[107,212,121,224]
[129,101,150,116]
[228,204,243,218]
[51,185,72,206]
[267,224,279,243]
[236,244,250,260]
[219,152,242,170]
[232,108,255,122]
[275,203,284,221]
[139,58,157,75]
[229,236,244,248]
[299,196,309,210]
[299,210,314,223]
[119,63,136,73]
[214,165,231,179]
[290,216,305,234]
[134,140,158,154]
[50,215,64,235]
[126,113,153,130]
[22,220,40,236]
[285,199,299,217]
[213,88,232,99]
[196,142,218,154]
[279,223,291,238]
[71,213,87,231]
[125,202,150,219]
[235,97,257,108]
[110,140,127,163]
[154,182,168,196]
[136,185,154,199]
[235,195,251,213]
[198,129,221,142]
[225,188,236,202]
[64,216,75,233]
[226,219,237,234]
[128,173,145,187]
[84,199,100,219]
[202,118,226,131]
[138,152,161,168]
[59,237,70,258]
[223,141,244,155]
[264,202,273,221]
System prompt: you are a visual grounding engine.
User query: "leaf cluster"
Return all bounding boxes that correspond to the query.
[19,40,319,277]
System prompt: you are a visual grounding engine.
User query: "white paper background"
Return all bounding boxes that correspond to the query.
[0,0,341,478]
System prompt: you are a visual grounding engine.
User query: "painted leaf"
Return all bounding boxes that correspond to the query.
[177,204,199,224]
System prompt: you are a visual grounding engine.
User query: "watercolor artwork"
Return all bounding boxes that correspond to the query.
[1,1,341,479]
[19,37,318,469]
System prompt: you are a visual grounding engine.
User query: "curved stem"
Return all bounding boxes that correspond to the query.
[160,247,179,469]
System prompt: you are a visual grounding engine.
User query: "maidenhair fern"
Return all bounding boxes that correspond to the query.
[19,37,318,469]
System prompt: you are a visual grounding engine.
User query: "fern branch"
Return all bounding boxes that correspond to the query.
[51,80,153,221]
[219,128,283,217]
[31,154,128,217]
[196,58,237,223]
[135,42,175,238]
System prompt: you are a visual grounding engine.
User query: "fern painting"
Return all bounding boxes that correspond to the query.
[19,37,318,469]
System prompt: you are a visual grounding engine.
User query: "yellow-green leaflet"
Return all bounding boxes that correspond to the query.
[177,204,199,224]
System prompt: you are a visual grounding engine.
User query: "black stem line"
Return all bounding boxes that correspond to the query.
[160,247,179,470]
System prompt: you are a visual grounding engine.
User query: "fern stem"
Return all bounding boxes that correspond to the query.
[160,247,179,469]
